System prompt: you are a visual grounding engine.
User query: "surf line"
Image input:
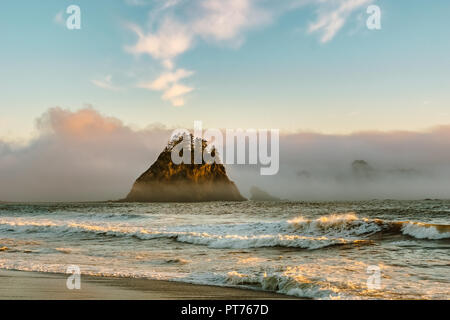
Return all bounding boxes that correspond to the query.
[180,304,215,318]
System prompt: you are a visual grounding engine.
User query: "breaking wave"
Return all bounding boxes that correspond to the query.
[0,213,448,251]
[225,270,349,299]
[287,213,450,240]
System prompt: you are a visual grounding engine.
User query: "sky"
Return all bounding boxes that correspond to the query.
[1,0,450,142]
[1,0,450,201]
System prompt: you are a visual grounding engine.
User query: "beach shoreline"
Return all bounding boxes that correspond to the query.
[0,269,297,300]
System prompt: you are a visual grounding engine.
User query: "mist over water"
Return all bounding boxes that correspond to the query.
[230,127,450,200]
[0,200,449,299]
[1,108,450,202]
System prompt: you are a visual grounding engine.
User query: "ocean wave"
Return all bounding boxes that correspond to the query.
[225,269,350,299]
[0,217,371,249]
[400,222,450,240]
[288,213,382,237]
[288,213,450,240]
[0,214,448,251]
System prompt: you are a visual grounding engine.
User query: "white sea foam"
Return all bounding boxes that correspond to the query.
[225,270,345,299]
[0,213,448,254]
[0,216,368,249]
[287,213,382,236]
[401,222,450,240]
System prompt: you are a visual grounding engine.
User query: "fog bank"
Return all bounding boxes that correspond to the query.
[1,107,449,201]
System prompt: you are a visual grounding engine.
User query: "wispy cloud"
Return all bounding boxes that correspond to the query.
[124,0,148,6]
[125,0,373,105]
[91,75,121,91]
[125,0,274,106]
[192,0,272,42]
[161,84,194,107]
[53,11,65,26]
[125,18,193,69]
[125,0,272,66]
[138,69,194,106]
[308,0,373,43]
[144,69,194,91]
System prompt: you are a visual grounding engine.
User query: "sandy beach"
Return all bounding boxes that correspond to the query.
[0,269,294,300]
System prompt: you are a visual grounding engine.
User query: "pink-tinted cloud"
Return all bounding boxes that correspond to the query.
[0,107,171,202]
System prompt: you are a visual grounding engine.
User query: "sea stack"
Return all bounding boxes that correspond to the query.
[249,186,280,201]
[122,135,246,202]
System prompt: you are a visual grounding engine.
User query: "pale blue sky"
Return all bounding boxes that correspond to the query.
[1,0,450,141]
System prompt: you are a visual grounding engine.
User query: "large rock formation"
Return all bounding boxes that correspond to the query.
[122,135,246,202]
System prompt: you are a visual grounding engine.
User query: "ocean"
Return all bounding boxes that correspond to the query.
[0,200,449,299]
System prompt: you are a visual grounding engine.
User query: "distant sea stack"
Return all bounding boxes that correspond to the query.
[250,186,280,201]
[122,135,246,202]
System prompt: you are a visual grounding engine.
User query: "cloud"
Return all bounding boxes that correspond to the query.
[125,0,272,62]
[35,107,124,138]
[308,0,373,43]
[143,69,194,91]
[0,107,171,202]
[124,0,148,6]
[1,107,450,202]
[53,11,65,26]
[91,75,121,91]
[125,0,372,105]
[233,126,450,200]
[125,18,193,67]
[161,83,194,106]
[125,0,275,106]
[192,0,273,42]
[138,69,194,106]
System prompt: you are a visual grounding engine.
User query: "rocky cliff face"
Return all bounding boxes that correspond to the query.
[122,135,246,202]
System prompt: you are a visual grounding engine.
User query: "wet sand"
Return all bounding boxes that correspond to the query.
[0,269,295,300]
